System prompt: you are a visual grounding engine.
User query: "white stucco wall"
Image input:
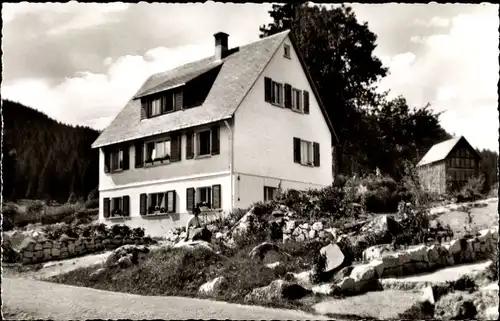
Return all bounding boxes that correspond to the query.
[233,173,326,210]
[99,120,232,190]
[99,172,231,237]
[233,35,333,189]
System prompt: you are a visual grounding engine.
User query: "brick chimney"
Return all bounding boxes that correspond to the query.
[214,32,229,61]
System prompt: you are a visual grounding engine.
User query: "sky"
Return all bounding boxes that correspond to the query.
[2,2,499,152]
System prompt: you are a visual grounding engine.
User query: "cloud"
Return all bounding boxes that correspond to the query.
[415,16,450,27]
[376,7,499,151]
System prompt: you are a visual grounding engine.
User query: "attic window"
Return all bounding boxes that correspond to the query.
[284,44,291,59]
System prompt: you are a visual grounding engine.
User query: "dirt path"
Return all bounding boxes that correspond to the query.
[2,277,328,320]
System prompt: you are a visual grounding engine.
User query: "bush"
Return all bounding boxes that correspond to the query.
[310,252,327,283]
[1,204,18,231]
[456,176,485,203]
[84,198,99,209]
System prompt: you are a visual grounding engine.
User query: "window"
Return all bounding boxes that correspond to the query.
[111,149,124,171]
[150,98,162,117]
[471,159,476,168]
[103,196,129,218]
[145,139,171,163]
[293,137,320,167]
[162,94,174,113]
[146,191,176,214]
[292,88,302,111]
[284,44,291,58]
[300,140,313,165]
[197,130,211,156]
[197,187,211,207]
[264,186,278,202]
[272,82,283,105]
[465,158,470,168]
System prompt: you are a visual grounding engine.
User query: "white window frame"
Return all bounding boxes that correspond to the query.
[111,148,123,172]
[300,140,313,166]
[292,88,302,111]
[196,186,211,207]
[264,186,278,202]
[196,129,212,157]
[271,81,283,106]
[284,44,291,59]
[150,97,162,117]
[111,197,123,216]
[144,138,171,164]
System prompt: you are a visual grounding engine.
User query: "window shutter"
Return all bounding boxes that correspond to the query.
[167,190,176,213]
[135,141,144,168]
[123,146,130,170]
[174,90,183,111]
[170,133,181,162]
[212,184,221,209]
[186,132,194,159]
[103,198,110,218]
[186,188,195,211]
[313,142,320,167]
[123,196,130,216]
[293,137,301,163]
[211,125,220,155]
[264,77,272,102]
[140,194,147,216]
[303,90,310,114]
[104,150,110,173]
[284,84,292,109]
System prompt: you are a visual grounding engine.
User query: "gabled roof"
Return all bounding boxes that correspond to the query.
[91,30,336,149]
[417,136,480,167]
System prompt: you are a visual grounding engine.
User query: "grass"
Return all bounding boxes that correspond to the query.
[435,201,498,238]
[49,239,331,312]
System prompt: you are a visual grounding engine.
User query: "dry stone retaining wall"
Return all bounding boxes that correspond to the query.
[19,236,151,265]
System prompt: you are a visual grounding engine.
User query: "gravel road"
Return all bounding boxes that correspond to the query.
[3,277,328,320]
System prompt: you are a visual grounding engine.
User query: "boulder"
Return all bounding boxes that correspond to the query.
[312,282,338,296]
[249,242,279,261]
[361,215,402,238]
[434,291,478,320]
[363,244,392,261]
[265,262,281,269]
[308,230,316,239]
[350,264,377,282]
[336,277,355,295]
[244,280,310,303]
[320,243,345,273]
[230,208,258,237]
[312,221,324,231]
[117,255,133,268]
[173,240,214,253]
[89,268,107,281]
[284,220,296,233]
[198,276,226,297]
[106,244,150,267]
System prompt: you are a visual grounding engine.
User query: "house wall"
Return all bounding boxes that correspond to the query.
[99,172,231,237]
[445,141,481,191]
[233,173,327,209]
[418,160,446,194]
[99,120,232,191]
[233,35,333,196]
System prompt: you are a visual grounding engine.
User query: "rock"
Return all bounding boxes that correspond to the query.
[350,264,377,282]
[283,234,291,242]
[34,243,43,251]
[293,270,314,288]
[89,267,107,281]
[198,276,226,297]
[320,243,345,273]
[363,244,392,261]
[285,220,296,233]
[249,242,279,261]
[106,244,151,267]
[318,231,326,238]
[483,305,499,320]
[308,230,316,239]
[173,240,214,253]
[244,280,310,303]
[362,215,402,237]
[429,206,450,216]
[117,255,133,268]
[296,234,305,242]
[266,262,281,269]
[300,223,309,230]
[324,228,338,240]
[406,245,429,262]
[312,282,338,295]
[336,277,355,294]
[312,222,323,231]
[332,266,354,283]
[271,210,285,217]
[292,227,301,236]
[230,208,258,237]
[215,232,224,240]
[51,248,60,256]
[368,259,385,278]
[419,285,435,305]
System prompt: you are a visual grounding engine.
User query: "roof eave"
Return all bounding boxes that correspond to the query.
[91,115,233,149]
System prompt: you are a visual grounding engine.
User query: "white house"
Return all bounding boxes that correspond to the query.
[91,30,339,237]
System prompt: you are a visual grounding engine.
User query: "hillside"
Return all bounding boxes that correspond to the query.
[1,99,100,202]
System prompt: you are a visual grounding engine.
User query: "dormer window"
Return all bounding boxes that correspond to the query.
[284,44,291,59]
[143,88,183,118]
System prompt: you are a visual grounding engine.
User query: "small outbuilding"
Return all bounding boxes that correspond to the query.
[417,136,481,194]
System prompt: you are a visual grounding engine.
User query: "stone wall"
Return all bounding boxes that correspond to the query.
[19,236,152,265]
[282,220,336,243]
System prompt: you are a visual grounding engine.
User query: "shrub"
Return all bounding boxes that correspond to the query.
[2,239,21,263]
[456,175,485,203]
[310,252,327,283]
[84,198,99,209]
[131,227,145,238]
[268,220,283,242]
[1,204,18,231]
